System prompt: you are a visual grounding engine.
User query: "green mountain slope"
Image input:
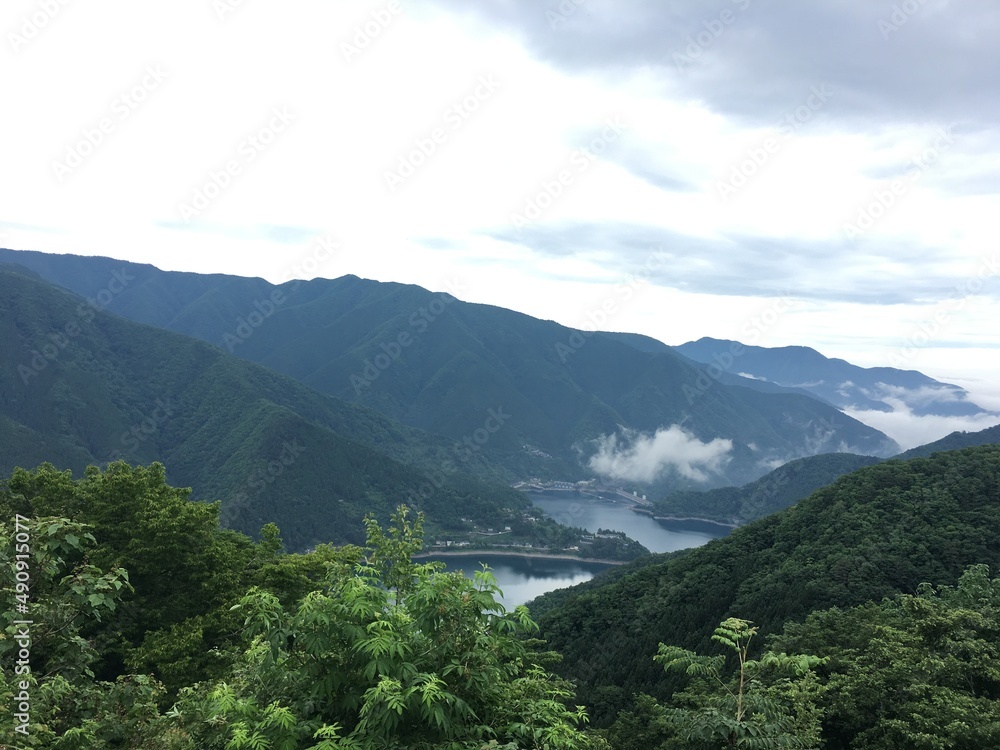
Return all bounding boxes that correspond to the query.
[0,267,528,549]
[653,452,882,524]
[531,445,1000,722]
[0,249,898,492]
[647,423,1000,525]
[895,423,1000,459]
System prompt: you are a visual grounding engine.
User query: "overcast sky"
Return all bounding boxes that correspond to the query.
[2,0,998,441]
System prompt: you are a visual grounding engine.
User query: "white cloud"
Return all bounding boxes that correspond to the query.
[587,424,733,483]
[862,382,967,408]
[844,398,1000,452]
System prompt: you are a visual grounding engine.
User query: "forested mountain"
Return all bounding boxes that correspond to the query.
[652,452,882,524]
[677,336,991,417]
[0,249,898,492]
[648,423,1000,525]
[895,422,1000,459]
[0,267,527,548]
[532,445,1000,724]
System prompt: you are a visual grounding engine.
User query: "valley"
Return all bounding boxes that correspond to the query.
[5,6,1000,746]
[1,249,998,749]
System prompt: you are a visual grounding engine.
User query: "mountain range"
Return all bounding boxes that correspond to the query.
[0,249,899,498]
[677,336,993,417]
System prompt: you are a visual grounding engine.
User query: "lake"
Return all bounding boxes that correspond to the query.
[528,491,729,554]
[424,492,730,608]
[426,554,614,609]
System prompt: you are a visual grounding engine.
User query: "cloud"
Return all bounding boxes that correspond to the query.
[429,0,1000,127]
[864,382,964,406]
[844,398,1000,451]
[587,424,733,482]
[489,220,971,304]
[849,382,995,417]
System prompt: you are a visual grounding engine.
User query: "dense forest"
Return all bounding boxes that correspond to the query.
[4,444,1000,747]
[533,445,1000,730]
[652,452,881,524]
[0,462,607,748]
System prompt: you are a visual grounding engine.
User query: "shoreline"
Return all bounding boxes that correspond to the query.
[414,549,626,566]
[524,488,739,530]
[649,514,739,529]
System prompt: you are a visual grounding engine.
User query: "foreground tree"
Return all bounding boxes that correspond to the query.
[653,618,824,749]
[169,506,608,749]
[0,516,174,748]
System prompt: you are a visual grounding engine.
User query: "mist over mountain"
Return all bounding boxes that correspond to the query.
[676,336,989,416]
[677,336,1000,450]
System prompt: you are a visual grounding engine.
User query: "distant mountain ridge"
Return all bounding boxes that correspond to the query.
[676,336,992,417]
[0,249,898,493]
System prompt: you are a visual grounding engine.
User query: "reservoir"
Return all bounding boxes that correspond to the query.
[528,491,729,554]
[427,554,614,610]
[425,492,730,609]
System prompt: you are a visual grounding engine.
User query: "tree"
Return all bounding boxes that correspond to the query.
[654,618,824,749]
[773,564,1000,749]
[168,505,608,749]
[0,516,173,748]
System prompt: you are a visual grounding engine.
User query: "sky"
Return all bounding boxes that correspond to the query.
[2,0,998,447]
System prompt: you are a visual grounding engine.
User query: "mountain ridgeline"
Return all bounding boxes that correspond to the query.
[0,249,898,494]
[677,336,992,417]
[652,423,1000,525]
[652,452,883,524]
[0,266,528,549]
